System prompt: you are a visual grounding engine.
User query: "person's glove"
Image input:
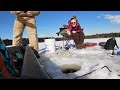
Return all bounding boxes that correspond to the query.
[26,11,33,16]
[67,30,71,36]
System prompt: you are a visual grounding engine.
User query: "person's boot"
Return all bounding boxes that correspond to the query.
[76,44,86,49]
[32,49,40,59]
[76,45,82,49]
[81,44,86,48]
[34,51,40,59]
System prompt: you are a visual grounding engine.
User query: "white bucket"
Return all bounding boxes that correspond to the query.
[45,39,56,53]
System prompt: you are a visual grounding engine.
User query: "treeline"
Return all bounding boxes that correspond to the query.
[3,37,71,46]
[3,37,64,46]
[3,32,120,46]
[85,32,120,39]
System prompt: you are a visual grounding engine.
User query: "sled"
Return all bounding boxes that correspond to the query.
[0,38,50,79]
[84,42,97,47]
[6,45,51,79]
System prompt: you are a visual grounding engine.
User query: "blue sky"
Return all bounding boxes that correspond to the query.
[0,11,120,39]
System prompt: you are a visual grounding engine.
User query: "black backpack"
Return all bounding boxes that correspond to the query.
[104,37,119,55]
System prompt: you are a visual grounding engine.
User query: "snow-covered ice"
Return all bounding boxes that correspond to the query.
[38,37,120,79]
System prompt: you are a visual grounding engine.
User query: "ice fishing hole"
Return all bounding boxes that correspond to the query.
[61,64,81,74]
